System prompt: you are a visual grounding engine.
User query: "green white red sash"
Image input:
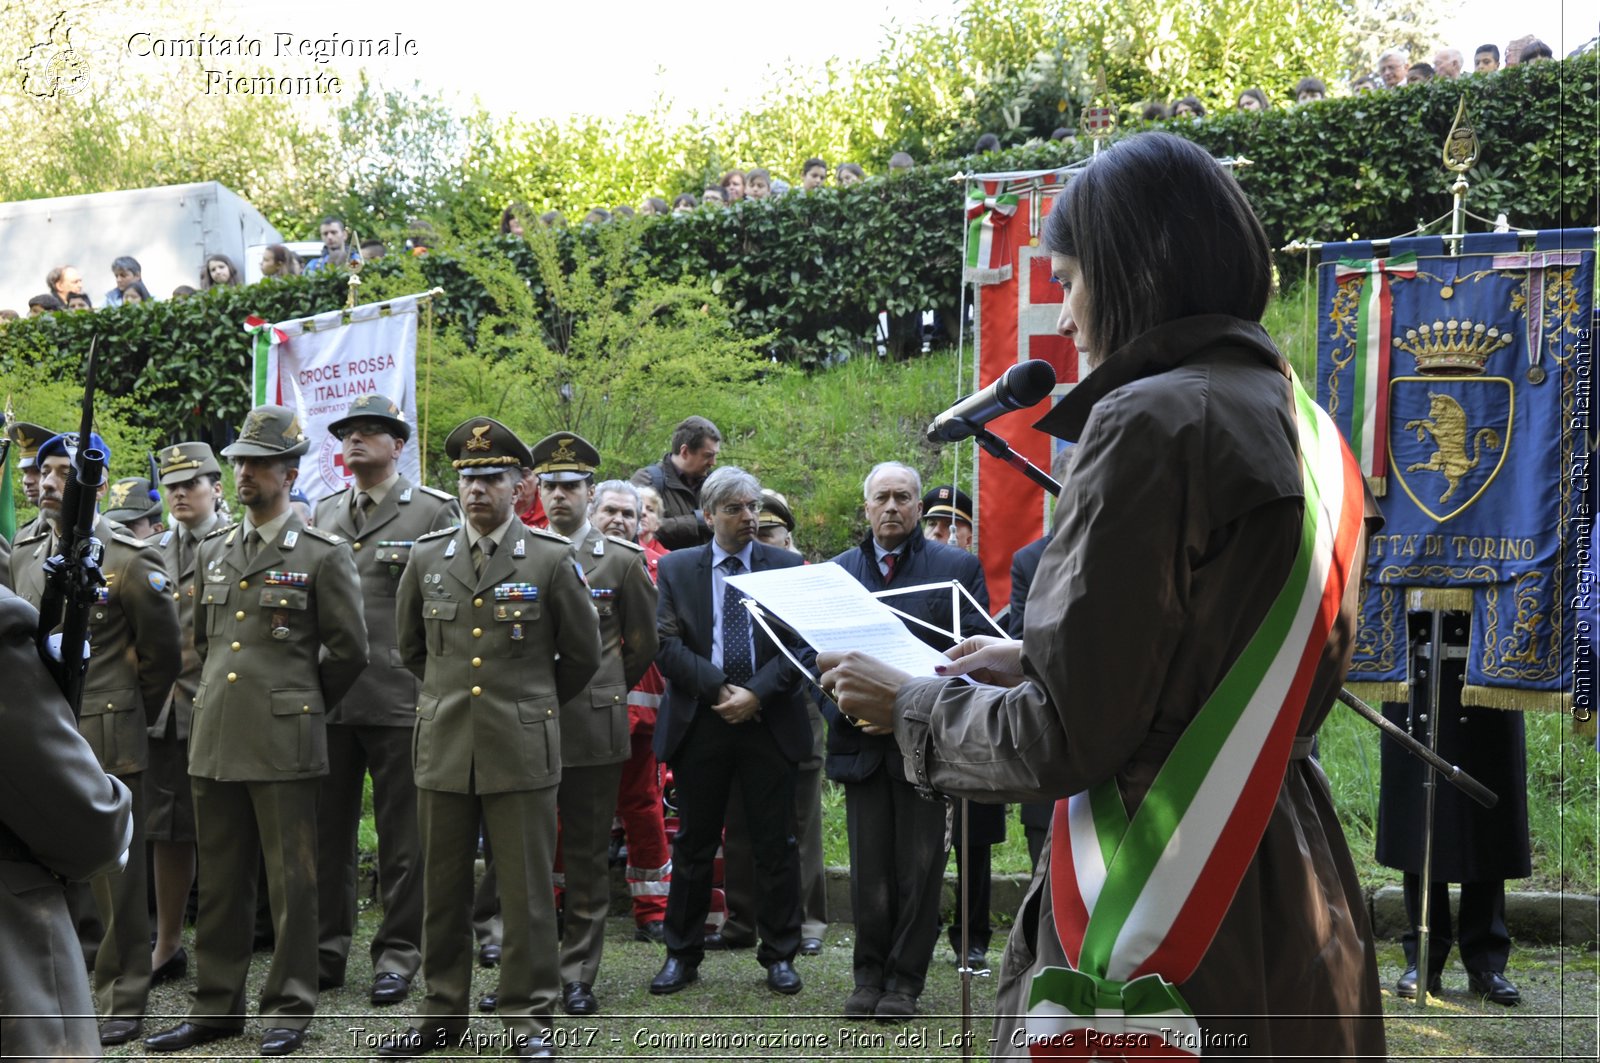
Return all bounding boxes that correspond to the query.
[964,189,1018,285]
[1333,253,1416,495]
[1024,373,1365,1060]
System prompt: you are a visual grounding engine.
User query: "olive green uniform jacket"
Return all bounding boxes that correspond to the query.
[11,514,183,773]
[190,516,368,781]
[314,479,461,726]
[396,519,602,793]
[0,589,133,1060]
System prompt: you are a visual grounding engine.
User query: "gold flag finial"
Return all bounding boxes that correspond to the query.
[1442,96,1479,174]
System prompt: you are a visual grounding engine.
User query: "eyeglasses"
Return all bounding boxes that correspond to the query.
[717,501,761,516]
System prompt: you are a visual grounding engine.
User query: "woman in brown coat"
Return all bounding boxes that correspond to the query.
[820,132,1385,1059]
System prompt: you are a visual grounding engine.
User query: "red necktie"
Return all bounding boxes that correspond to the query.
[882,552,898,584]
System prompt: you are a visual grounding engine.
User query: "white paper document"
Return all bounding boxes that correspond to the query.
[726,562,957,677]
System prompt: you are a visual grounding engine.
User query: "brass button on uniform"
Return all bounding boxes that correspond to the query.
[472,657,482,667]
[513,609,522,618]
[471,685,482,696]
[227,672,238,683]
[279,598,288,606]
[353,542,363,551]
[231,641,241,651]
[236,610,246,620]
[474,597,484,608]
[472,627,483,638]
[105,702,114,710]
[302,705,310,713]
[239,579,249,590]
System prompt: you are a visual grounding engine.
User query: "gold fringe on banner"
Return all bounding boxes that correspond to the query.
[1406,587,1475,612]
[1460,685,1571,713]
[1345,681,1409,704]
[1367,474,1387,498]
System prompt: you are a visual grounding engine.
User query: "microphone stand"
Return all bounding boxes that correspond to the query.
[976,425,1498,807]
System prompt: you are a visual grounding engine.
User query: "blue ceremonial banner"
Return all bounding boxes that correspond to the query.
[1315,230,1595,712]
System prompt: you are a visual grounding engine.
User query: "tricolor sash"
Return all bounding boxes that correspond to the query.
[964,190,1019,285]
[1332,253,1417,495]
[1025,372,1365,1059]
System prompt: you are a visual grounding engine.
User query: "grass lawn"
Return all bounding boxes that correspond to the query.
[122,913,1597,1060]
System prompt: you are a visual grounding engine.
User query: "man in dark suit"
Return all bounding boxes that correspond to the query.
[649,466,812,997]
[827,463,989,1020]
[312,395,460,1006]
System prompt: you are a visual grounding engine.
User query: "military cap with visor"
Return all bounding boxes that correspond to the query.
[6,421,53,469]
[220,404,310,458]
[328,393,411,442]
[445,416,533,477]
[922,484,973,526]
[529,431,599,484]
[155,441,222,485]
[758,488,795,532]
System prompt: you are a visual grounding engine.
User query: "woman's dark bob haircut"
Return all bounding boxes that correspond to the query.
[1042,131,1271,360]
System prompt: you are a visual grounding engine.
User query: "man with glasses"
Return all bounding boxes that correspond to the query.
[313,396,460,1007]
[648,467,813,998]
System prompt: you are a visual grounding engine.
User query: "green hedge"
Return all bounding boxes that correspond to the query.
[1,56,1592,438]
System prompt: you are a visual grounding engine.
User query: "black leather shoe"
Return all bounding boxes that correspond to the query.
[1468,969,1522,1006]
[377,1026,454,1058]
[478,992,498,1013]
[563,981,598,1015]
[701,931,726,950]
[649,956,699,995]
[766,959,803,995]
[150,947,187,986]
[371,972,411,1006]
[144,1022,237,1052]
[1396,966,1443,999]
[478,942,501,967]
[260,1027,305,1055]
[99,1018,142,1046]
[513,1032,557,1060]
[318,974,345,991]
[799,936,824,956]
[634,921,665,944]
[961,946,988,970]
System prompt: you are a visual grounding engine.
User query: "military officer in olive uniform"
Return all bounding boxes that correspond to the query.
[313,395,460,1006]
[381,418,601,1061]
[0,586,134,1062]
[532,432,657,1016]
[144,405,368,1058]
[145,443,227,988]
[7,419,53,543]
[10,431,183,1046]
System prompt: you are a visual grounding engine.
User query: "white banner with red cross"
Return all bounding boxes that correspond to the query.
[246,292,430,502]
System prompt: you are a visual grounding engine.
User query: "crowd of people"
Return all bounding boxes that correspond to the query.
[0,391,1035,1059]
[6,217,391,321]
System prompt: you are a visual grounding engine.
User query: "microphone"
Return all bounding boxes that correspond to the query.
[925,359,1057,443]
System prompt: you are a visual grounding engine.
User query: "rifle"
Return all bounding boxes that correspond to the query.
[36,339,107,715]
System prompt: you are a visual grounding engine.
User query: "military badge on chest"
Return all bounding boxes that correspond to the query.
[262,571,310,640]
[494,583,538,640]
[591,586,615,616]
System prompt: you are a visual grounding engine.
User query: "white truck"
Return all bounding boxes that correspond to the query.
[0,181,284,312]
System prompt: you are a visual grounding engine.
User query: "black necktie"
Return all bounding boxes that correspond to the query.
[720,555,753,685]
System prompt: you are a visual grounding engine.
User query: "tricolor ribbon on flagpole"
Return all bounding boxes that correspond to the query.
[1333,253,1416,494]
[1490,249,1582,378]
[964,189,1018,285]
[243,315,288,406]
[1025,372,1365,1059]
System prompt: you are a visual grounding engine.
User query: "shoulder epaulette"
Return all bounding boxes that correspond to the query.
[16,527,48,546]
[527,526,570,544]
[301,526,344,545]
[417,485,454,502]
[606,535,645,553]
[156,530,174,547]
[202,522,237,541]
[110,529,152,549]
[415,526,458,543]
